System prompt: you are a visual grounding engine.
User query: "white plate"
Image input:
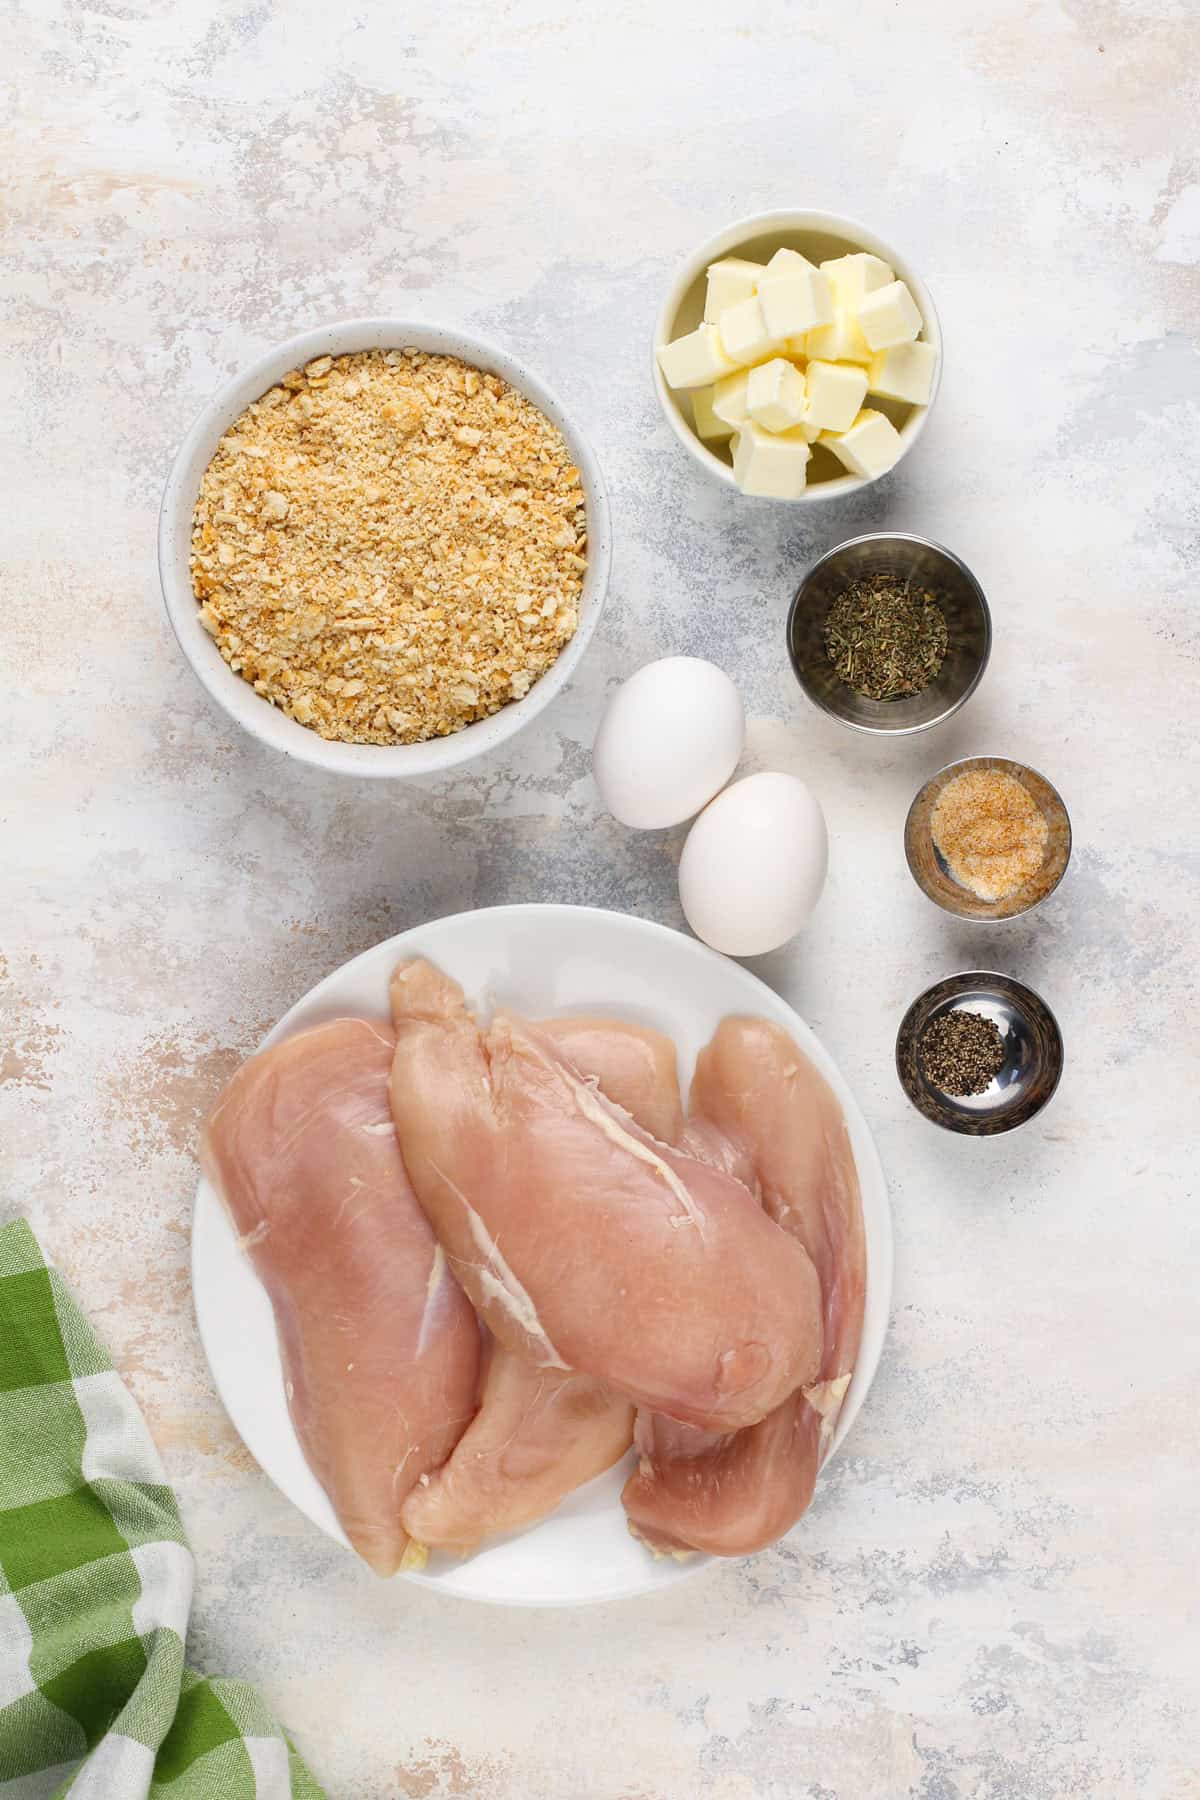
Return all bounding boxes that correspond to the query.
[192,905,892,1607]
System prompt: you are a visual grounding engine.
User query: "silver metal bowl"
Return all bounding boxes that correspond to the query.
[905,755,1072,922]
[786,531,991,735]
[895,970,1064,1135]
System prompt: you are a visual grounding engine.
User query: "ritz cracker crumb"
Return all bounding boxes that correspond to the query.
[189,349,587,746]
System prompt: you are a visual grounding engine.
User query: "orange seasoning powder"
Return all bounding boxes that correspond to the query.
[931,768,1049,901]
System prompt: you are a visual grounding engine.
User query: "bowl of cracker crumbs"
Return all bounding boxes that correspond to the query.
[159,320,611,776]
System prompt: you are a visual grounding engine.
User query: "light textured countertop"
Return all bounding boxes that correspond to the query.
[5,4,1198,1795]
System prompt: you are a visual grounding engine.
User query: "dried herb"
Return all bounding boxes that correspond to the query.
[823,572,949,701]
[919,1009,1005,1097]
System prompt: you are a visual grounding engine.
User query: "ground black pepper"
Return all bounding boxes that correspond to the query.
[919,1009,1005,1097]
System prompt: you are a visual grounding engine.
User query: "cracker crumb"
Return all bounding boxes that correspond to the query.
[189,349,586,745]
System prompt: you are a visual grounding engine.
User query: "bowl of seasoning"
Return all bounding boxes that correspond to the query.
[787,531,990,734]
[895,970,1064,1135]
[905,756,1071,922]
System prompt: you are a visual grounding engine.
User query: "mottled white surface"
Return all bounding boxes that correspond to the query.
[4,3,1198,1795]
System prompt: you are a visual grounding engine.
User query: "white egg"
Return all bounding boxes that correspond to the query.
[593,657,745,830]
[678,772,828,956]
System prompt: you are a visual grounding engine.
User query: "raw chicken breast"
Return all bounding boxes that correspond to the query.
[388,960,823,1431]
[201,1017,480,1577]
[537,1016,684,1145]
[622,1016,865,1557]
[400,1337,634,1552]
[399,1017,679,1551]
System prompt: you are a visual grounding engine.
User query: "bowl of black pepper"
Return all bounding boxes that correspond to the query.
[786,531,991,735]
[895,970,1064,1135]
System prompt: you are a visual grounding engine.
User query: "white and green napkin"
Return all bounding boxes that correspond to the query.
[0,1220,325,1798]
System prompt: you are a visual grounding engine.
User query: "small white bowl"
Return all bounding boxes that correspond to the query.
[652,209,941,504]
[159,319,612,778]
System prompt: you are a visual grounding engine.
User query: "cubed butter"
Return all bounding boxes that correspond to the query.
[779,420,820,443]
[691,386,733,441]
[805,309,872,366]
[803,359,869,434]
[765,247,817,276]
[718,295,787,367]
[820,252,893,310]
[732,421,811,498]
[712,368,752,429]
[746,357,808,433]
[656,323,736,390]
[821,408,904,479]
[867,339,937,405]
[758,265,834,339]
[855,279,922,350]
[774,414,820,442]
[703,257,764,324]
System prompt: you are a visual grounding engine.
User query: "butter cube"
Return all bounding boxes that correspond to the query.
[867,339,937,406]
[656,323,736,390]
[703,257,764,324]
[803,360,869,434]
[746,357,808,433]
[805,309,872,366]
[732,421,811,498]
[765,247,817,276]
[821,408,904,479]
[758,265,834,338]
[691,387,733,441]
[856,279,922,350]
[820,252,893,310]
[718,295,787,367]
[712,368,752,429]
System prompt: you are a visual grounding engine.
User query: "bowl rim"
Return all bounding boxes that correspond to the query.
[894,967,1065,1134]
[651,208,942,504]
[903,753,1073,920]
[786,530,992,736]
[158,316,612,779]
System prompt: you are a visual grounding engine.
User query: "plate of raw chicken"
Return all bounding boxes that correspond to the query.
[193,904,891,1606]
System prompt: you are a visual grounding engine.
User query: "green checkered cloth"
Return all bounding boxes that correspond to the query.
[0,1221,325,1799]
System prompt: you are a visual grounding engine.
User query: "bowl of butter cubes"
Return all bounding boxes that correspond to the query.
[653,209,941,502]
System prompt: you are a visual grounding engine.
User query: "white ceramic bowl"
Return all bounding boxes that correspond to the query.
[159,319,612,777]
[652,209,941,503]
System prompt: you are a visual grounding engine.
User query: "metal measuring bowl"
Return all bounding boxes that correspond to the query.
[786,531,991,735]
[905,755,1072,922]
[895,970,1064,1135]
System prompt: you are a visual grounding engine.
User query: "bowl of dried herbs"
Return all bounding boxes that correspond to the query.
[787,531,991,735]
